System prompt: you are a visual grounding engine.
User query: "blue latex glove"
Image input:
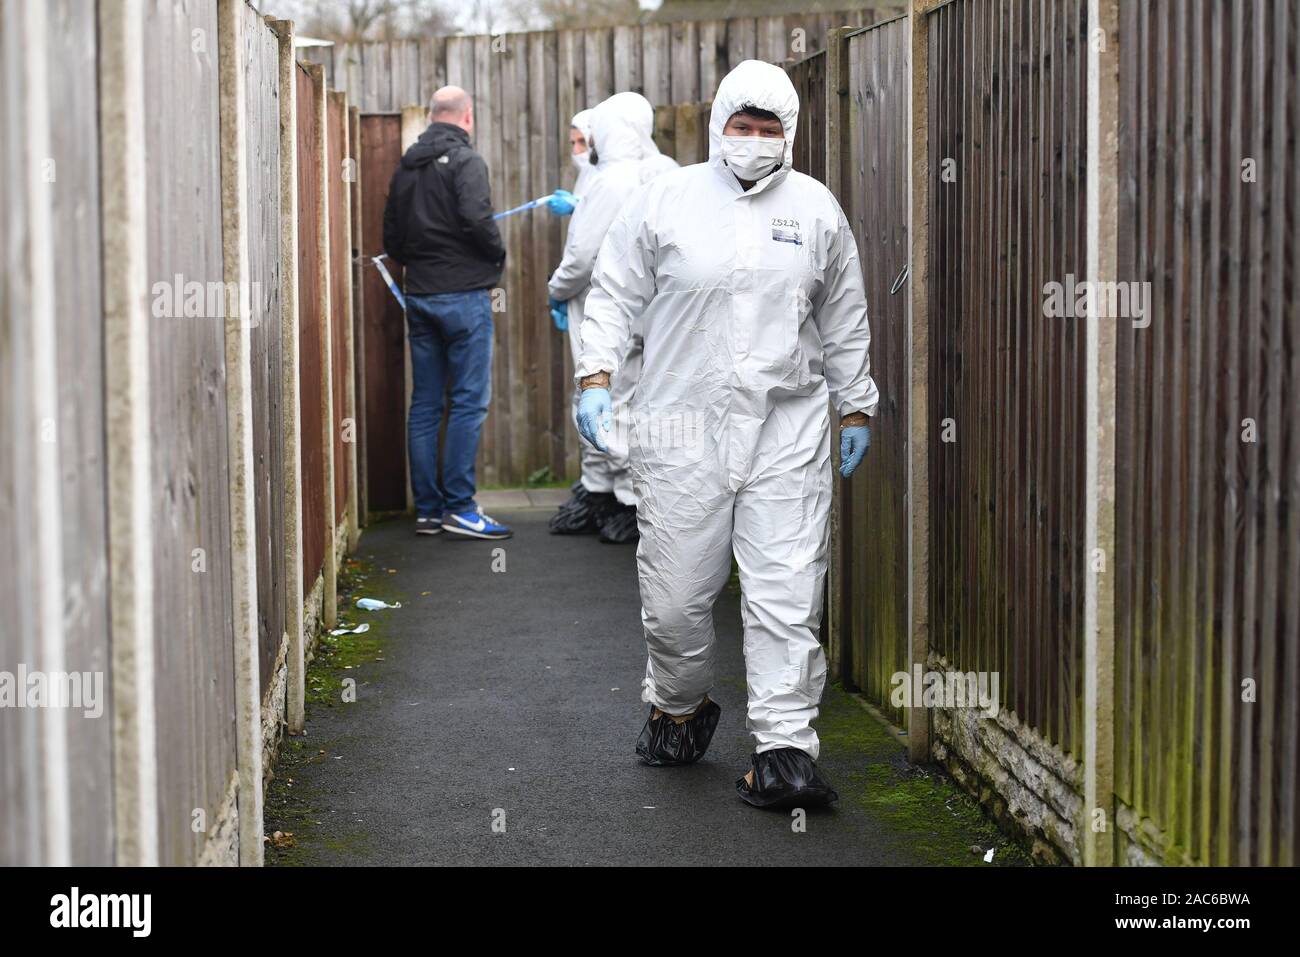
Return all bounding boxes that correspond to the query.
[546,189,577,216]
[577,387,612,452]
[839,424,871,478]
[548,296,568,331]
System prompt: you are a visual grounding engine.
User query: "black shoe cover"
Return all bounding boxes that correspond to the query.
[636,698,722,766]
[598,504,639,544]
[736,748,839,810]
[548,484,616,535]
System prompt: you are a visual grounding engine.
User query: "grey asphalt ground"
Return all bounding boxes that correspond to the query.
[265,508,1024,867]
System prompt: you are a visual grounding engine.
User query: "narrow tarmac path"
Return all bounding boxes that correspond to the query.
[266,508,1025,866]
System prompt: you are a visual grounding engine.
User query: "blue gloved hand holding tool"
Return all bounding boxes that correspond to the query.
[546,189,578,216]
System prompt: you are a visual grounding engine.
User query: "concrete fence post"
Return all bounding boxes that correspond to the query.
[217,0,264,867]
[906,0,938,763]
[267,16,306,737]
[98,0,159,869]
[1082,0,1120,868]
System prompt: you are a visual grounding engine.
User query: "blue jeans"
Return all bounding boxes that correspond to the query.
[406,289,493,517]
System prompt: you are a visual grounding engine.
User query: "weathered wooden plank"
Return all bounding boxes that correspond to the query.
[641,24,671,108]
[670,19,699,102]
[419,36,444,108]
[583,27,613,104]
[141,0,237,867]
[612,24,643,96]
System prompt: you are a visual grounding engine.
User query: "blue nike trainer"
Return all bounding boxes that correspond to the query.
[441,509,513,540]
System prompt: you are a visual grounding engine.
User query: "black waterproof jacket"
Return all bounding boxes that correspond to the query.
[382,122,506,294]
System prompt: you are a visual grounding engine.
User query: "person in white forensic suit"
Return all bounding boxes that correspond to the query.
[548,92,676,544]
[547,107,606,532]
[575,61,878,809]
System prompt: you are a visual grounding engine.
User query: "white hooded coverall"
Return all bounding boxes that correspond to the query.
[577,61,879,759]
[551,92,677,507]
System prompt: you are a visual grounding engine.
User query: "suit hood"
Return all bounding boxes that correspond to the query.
[708,60,799,193]
[590,92,656,166]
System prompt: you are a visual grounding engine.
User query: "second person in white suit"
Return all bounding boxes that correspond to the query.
[548,92,678,543]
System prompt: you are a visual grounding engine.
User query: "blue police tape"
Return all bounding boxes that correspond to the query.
[367,254,405,312]
[493,191,580,220]
[364,191,577,311]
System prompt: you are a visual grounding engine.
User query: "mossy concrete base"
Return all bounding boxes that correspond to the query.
[816,682,1033,867]
[926,653,1081,865]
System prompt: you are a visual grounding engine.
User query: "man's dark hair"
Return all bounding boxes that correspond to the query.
[735,104,781,123]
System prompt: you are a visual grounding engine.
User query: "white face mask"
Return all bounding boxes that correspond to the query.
[721,134,785,181]
[571,150,591,171]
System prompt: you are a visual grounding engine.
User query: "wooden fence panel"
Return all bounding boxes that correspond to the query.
[142,0,237,866]
[836,18,909,720]
[296,64,326,591]
[357,115,408,511]
[245,6,285,699]
[1115,0,1300,867]
[327,93,351,525]
[926,0,1088,758]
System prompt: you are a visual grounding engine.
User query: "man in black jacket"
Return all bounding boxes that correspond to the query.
[383,85,512,540]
